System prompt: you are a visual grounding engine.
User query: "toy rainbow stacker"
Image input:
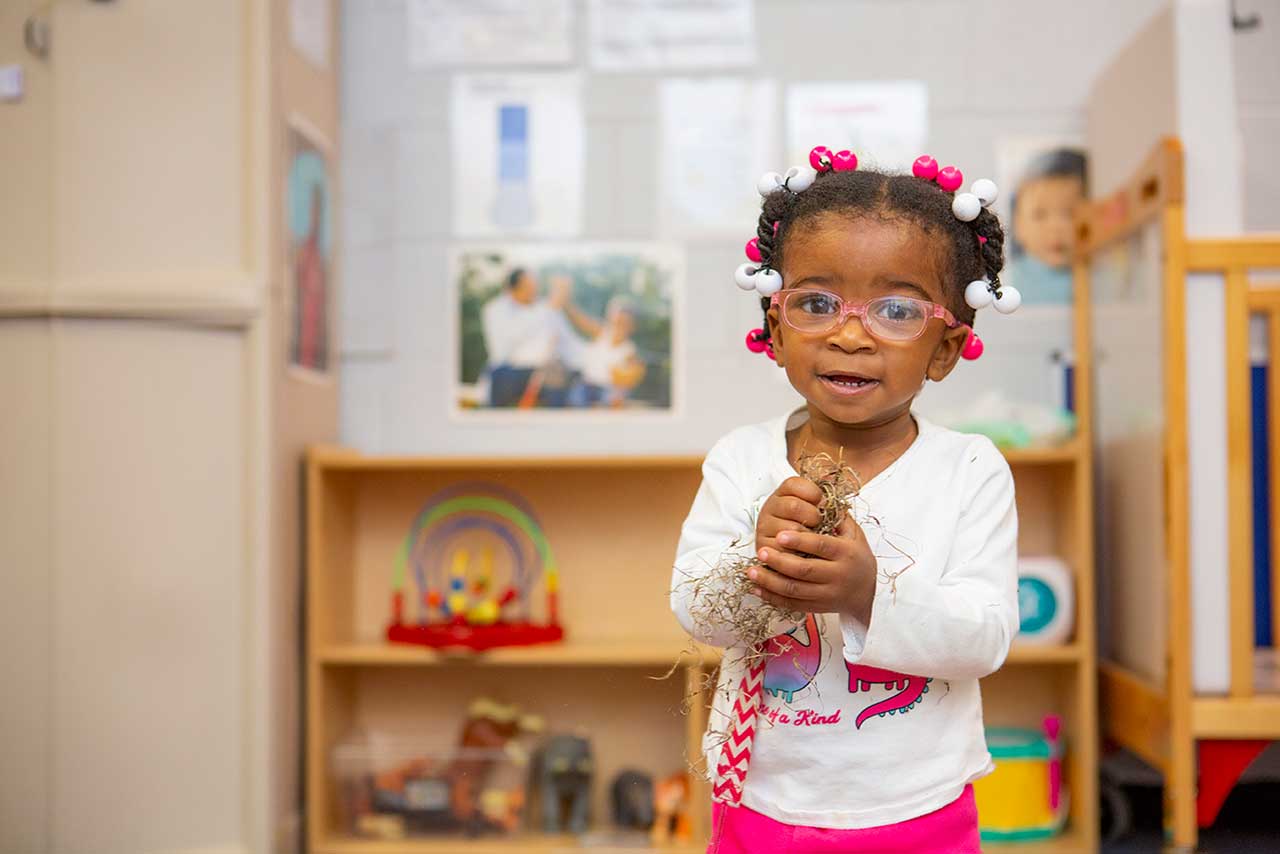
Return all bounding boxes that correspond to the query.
[386,483,564,651]
[973,716,1068,842]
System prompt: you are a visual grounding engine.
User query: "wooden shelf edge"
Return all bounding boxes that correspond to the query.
[307,445,705,472]
[317,640,721,669]
[1001,438,1085,466]
[1005,643,1085,664]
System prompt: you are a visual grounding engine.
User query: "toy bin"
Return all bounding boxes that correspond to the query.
[973,717,1068,842]
[332,738,529,840]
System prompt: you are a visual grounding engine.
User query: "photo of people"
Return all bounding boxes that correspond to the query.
[998,140,1089,306]
[454,244,678,413]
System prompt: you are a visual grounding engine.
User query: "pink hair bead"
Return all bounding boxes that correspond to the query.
[961,330,984,361]
[936,166,963,192]
[912,155,939,180]
[773,221,779,235]
[765,342,776,361]
[745,329,767,354]
[832,150,858,172]
[978,235,988,245]
[809,145,832,171]
[745,238,762,263]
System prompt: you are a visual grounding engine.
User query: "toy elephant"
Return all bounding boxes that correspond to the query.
[537,734,593,834]
[610,769,654,829]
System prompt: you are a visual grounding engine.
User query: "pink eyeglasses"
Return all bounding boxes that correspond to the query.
[770,288,964,342]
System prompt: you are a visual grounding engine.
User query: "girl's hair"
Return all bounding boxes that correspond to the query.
[754,168,1005,339]
[506,267,528,290]
[1009,147,1088,258]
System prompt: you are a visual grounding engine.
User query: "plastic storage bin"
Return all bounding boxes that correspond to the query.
[332,737,529,840]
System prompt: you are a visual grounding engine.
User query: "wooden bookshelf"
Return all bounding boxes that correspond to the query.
[305,426,1097,849]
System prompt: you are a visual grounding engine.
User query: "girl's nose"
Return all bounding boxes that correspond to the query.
[826,314,876,352]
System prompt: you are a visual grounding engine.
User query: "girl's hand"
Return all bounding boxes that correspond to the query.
[754,477,824,555]
[750,513,878,625]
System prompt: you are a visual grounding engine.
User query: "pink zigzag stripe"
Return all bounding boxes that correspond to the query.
[713,655,765,807]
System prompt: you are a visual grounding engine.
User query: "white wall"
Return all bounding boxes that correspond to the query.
[1233,0,1280,232]
[339,0,1169,455]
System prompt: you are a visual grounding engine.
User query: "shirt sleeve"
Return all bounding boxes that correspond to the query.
[481,297,509,366]
[670,436,797,648]
[841,440,1020,680]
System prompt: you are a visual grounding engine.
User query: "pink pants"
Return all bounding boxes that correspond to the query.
[706,785,980,854]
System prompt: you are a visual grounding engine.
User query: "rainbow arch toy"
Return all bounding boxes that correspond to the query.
[386,483,564,651]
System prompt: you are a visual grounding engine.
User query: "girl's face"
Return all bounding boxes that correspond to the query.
[767,214,967,429]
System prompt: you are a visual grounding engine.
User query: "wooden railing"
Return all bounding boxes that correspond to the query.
[1187,238,1280,698]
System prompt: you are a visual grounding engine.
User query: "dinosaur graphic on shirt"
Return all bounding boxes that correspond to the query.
[844,662,932,729]
[762,613,822,703]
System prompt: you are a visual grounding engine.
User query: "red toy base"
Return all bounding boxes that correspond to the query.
[387,621,565,652]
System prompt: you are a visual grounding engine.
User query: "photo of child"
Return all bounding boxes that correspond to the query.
[999,142,1089,306]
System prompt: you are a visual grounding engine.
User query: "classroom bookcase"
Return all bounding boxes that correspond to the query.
[305,427,1098,851]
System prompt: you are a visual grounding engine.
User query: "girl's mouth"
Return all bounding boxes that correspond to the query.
[819,372,879,396]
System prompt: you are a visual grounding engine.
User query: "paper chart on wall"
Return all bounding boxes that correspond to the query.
[658,78,779,237]
[589,0,755,70]
[451,74,584,238]
[409,0,573,66]
[289,0,330,70]
[785,82,928,174]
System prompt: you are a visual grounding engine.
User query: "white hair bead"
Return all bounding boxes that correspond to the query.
[972,178,998,207]
[734,263,759,291]
[784,166,816,193]
[952,192,982,222]
[754,268,783,296]
[965,279,994,310]
[993,285,1022,314]
[756,171,785,196]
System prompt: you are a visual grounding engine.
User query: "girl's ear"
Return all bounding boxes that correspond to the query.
[926,325,968,382]
[766,302,786,367]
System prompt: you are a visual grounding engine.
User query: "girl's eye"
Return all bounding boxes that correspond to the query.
[795,293,840,315]
[873,298,925,324]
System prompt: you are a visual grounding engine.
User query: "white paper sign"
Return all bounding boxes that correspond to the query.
[786,82,929,174]
[658,78,778,237]
[289,0,330,70]
[409,0,573,66]
[590,0,756,70]
[451,74,584,238]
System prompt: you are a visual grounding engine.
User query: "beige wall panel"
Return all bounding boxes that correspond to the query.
[0,2,54,291]
[0,321,54,852]
[1087,7,1177,197]
[49,320,247,853]
[52,1,245,283]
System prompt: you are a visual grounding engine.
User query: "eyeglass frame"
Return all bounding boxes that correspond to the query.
[769,287,967,341]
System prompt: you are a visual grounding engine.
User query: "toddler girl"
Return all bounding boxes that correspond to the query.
[671,149,1022,853]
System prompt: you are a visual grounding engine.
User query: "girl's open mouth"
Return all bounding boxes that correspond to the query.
[819,373,880,396]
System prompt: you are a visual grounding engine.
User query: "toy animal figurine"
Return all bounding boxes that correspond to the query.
[449,698,520,823]
[537,734,593,834]
[610,769,654,829]
[650,771,692,845]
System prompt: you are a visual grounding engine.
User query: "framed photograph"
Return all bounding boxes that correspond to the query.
[286,117,334,376]
[451,243,682,417]
[996,137,1089,307]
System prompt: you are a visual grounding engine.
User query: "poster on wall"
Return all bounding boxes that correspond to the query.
[996,137,1089,307]
[451,74,584,238]
[786,82,928,174]
[589,0,755,70]
[409,0,573,67]
[452,243,681,417]
[289,0,330,70]
[658,78,779,237]
[286,119,333,376]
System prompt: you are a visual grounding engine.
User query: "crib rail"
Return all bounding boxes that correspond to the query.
[1187,239,1280,699]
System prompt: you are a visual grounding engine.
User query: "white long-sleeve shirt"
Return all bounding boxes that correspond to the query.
[671,409,1019,829]
[480,294,583,370]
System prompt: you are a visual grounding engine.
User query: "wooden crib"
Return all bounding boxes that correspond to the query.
[1077,138,1280,851]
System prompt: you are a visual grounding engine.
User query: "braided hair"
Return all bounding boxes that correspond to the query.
[753,168,1005,345]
